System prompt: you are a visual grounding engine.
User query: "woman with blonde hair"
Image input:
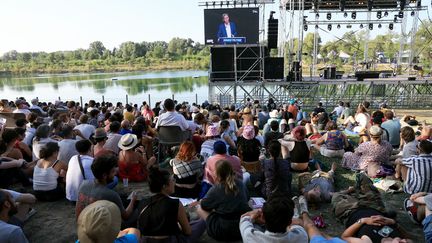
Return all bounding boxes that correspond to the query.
[344,104,371,133]
[169,141,203,198]
[197,160,250,241]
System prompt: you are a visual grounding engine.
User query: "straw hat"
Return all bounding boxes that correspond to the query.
[118,133,138,150]
[243,107,251,114]
[77,200,121,243]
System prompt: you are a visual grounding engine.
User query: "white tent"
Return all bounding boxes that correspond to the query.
[339,51,350,59]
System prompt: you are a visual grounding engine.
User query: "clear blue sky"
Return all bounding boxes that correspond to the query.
[0,0,430,55]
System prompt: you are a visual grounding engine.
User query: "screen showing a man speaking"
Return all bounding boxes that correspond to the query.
[204,8,259,45]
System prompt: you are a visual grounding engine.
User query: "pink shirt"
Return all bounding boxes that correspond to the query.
[204,154,242,185]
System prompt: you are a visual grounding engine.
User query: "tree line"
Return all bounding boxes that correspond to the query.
[0,38,210,73]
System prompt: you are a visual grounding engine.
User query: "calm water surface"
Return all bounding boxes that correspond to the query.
[0,70,209,105]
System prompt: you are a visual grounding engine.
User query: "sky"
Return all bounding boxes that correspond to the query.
[0,0,430,55]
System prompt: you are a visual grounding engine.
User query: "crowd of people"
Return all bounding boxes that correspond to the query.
[0,96,431,243]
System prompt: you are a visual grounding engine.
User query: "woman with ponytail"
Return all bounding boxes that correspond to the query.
[262,140,292,198]
[197,160,250,241]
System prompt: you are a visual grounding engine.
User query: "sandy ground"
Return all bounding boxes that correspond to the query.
[21,109,431,243]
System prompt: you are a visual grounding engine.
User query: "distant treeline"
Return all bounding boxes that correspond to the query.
[0,38,210,73]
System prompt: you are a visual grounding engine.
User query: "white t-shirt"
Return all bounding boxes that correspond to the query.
[74,123,96,140]
[155,111,190,131]
[32,137,58,160]
[58,139,79,165]
[12,109,31,115]
[66,155,95,202]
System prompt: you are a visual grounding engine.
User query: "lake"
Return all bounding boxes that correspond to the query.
[0,70,209,105]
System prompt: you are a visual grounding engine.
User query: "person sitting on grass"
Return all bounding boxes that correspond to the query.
[75,155,137,225]
[76,200,140,243]
[240,193,308,242]
[279,126,312,172]
[264,120,284,149]
[395,140,432,195]
[32,142,68,201]
[312,121,349,158]
[197,160,250,241]
[261,140,292,199]
[66,140,95,203]
[398,126,419,158]
[299,162,337,204]
[169,141,203,199]
[0,190,29,243]
[138,167,206,243]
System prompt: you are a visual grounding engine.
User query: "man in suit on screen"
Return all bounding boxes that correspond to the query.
[217,13,237,43]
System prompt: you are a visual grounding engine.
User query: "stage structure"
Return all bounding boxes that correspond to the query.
[200,0,431,110]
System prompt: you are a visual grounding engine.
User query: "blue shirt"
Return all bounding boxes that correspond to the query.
[77,233,138,243]
[311,236,346,243]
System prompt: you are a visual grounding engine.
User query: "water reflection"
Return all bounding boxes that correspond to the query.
[0,70,209,104]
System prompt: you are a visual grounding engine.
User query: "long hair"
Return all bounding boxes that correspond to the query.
[176,141,196,162]
[216,160,238,195]
[268,140,282,192]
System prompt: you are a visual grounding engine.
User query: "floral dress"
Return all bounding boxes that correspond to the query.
[342,141,393,170]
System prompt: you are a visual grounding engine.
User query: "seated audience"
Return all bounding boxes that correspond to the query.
[119,120,132,135]
[344,104,370,133]
[240,193,308,242]
[237,125,262,171]
[138,167,206,242]
[312,121,349,158]
[13,99,31,115]
[155,99,189,131]
[92,128,115,157]
[399,126,419,158]
[219,120,236,153]
[74,115,96,140]
[395,140,432,194]
[408,192,432,242]
[261,140,292,198]
[33,142,68,201]
[1,129,24,160]
[280,126,311,172]
[264,120,283,149]
[118,134,156,182]
[381,110,401,148]
[77,200,140,243]
[199,124,221,162]
[57,125,79,165]
[169,141,203,198]
[76,155,137,223]
[197,160,251,241]
[13,127,33,162]
[104,121,122,155]
[32,124,58,160]
[0,190,29,243]
[342,126,393,174]
[66,140,94,202]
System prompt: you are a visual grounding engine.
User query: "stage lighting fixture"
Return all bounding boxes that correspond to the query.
[417,0,422,7]
[384,11,388,17]
[369,23,373,30]
[337,24,341,29]
[378,23,382,28]
[316,13,320,18]
[247,0,250,6]
[394,15,398,22]
[304,25,308,31]
[389,23,394,30]
[352,12,357,19]
[233,1,236,6]
[220,1,223,7]
[411,11,415,16]
[315,25,319,29]
[360,24,364,28]
[377,11,382,19]
[347,24,352,28]
[328,24,332,31]
[270,11,276,20]
[327,13,332,20]
[254,0,257,5]
[213,1,216,7]
[206,2,209,7]
[398,11,404,18]
[344,12,348,18]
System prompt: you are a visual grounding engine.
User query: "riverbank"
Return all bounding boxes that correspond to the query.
[0,57,209,75]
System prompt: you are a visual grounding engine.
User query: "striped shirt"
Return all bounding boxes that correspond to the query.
[402,154,432,194]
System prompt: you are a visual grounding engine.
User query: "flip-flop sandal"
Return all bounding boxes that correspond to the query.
[403,198,420,224]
